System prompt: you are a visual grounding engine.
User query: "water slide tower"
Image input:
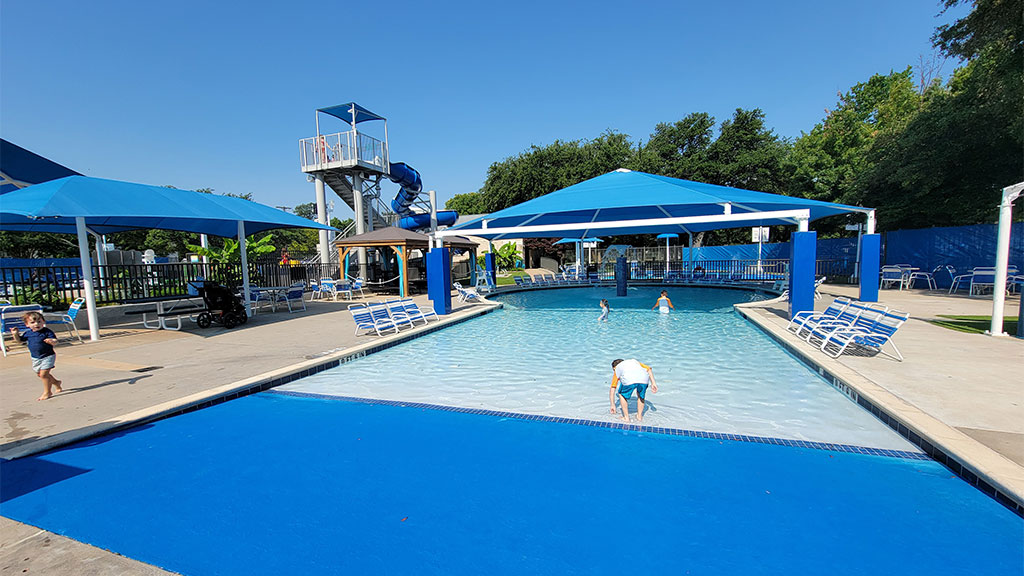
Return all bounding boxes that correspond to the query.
[298,103,456,278]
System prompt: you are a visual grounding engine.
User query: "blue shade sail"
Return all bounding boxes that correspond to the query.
[449,170,870,240]
[0,176,336,237]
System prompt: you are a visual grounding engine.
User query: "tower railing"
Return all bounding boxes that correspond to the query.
[299,131,388,174]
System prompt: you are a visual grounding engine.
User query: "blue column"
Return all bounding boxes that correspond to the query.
[426,247,452,315]
[858,234,881,303]
[469,249,477,287]
[615,256,628,297]
[789,231,817,319]
[484,253,497,286]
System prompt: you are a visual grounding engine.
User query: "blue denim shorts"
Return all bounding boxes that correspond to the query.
[617,383,648,400]
[32,354,56,373]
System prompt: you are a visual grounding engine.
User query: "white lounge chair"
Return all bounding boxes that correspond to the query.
[796,300,886,343]
[453,282,482,302]
[44,297,85,342]
[820,309,909,361]
[786,296,851,335]
[349,304,399,336]
[400,299,438,323]
[381,300,415,329]
[278,283,306,313]
[880,266,906,290]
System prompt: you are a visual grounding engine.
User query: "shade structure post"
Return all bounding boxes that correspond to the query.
[687,233,694,276]
[238,221,252,317]
[615,256,628,297]
[75,217,100,341]
[576,242,582,278]
[426,247,452,315]
[200,234,210,264]
[392,245,407,298]
[484,253,497,286]
[789,231,816,320]
[858,234,881,303]
[665,237,670,278]
[990,182,1023,336]
[315,175,331,267]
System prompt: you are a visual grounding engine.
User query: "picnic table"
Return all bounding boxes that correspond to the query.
[123,295,205,330]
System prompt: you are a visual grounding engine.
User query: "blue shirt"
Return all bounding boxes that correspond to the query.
[18,327,56,359]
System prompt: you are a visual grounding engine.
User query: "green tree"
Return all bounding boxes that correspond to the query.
[632,113,715,179]
[445,192,488,215]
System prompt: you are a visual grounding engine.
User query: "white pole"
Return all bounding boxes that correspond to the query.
[866,210,876,235]
[238,220,252,317]
[75,217,100,341]
[200,234,210,264]
[990,182,1023,336]
[688,232,693,276]
[757,228,763,272]
[429,190,441,248]
[315,175,330,265]
[576,241,582,278]
[853,224,862,281]
[353,172,367,278]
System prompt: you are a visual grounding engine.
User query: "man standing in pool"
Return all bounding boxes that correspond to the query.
[609,358,658,422]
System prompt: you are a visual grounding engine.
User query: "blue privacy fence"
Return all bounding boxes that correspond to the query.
[646,223,1021,288]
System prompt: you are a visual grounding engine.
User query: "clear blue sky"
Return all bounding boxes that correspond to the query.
[1,0,967,220]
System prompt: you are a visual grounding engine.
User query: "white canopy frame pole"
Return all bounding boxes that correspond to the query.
[990,182,1023,336]
[439,209,813,240]
[238,221,252,317]
[75,217,100,341]
[200,234,210,265]
[688,232,694,275]
[665,236,670,278]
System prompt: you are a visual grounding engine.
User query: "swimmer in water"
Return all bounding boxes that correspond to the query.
[652,290,674,314]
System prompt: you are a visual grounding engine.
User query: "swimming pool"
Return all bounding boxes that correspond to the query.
[283,286,915,451]
[1,393,1021,575]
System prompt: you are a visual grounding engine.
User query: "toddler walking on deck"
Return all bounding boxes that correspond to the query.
[9,311,63,401]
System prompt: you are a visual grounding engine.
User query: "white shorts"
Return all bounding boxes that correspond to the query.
[32,354,56,373]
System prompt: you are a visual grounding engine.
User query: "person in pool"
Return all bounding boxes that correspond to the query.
[598,299,610,322]
[609,358,658,422]
[652,290,675,314]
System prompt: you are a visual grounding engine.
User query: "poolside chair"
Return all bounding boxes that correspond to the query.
[906,266,938,290]
[879,266,906,290]
[946,266,973,294]
[786,296,851,335]
[308,280,320,301]
[453,282,482,302]
[1,304,45,357]
[803,303,888,347]
[349,304,400,336]
[795,300,886,343]
[43,297,85,342]
[513,276,528,288]
[400,299,438,323]
[278,283,307,313]
[820,310,909,361]
[247,289,270,316]
[381,300,415,328]
[349,277,367,298]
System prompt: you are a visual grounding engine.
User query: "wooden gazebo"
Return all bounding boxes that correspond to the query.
[334,226,478,297]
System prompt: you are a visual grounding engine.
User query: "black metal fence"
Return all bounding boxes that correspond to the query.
[0,260,341,308]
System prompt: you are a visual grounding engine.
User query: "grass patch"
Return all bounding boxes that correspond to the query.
[496,270,530,286]
[930,315,1019,335]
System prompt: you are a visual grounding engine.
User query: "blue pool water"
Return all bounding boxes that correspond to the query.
[1,393,1021,575]
[285,286,914,450]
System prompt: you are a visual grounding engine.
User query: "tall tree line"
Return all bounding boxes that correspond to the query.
[447,0,1022,244]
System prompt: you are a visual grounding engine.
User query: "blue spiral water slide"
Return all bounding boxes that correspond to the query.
[388,162,458,230]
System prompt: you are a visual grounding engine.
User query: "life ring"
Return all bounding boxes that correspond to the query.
[693,266,705,279]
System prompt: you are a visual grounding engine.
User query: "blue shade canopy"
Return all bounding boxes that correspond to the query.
[0,139,81,195]
[317,103,385,125]
[0,176,336,237]
[447,170,871,240]
[656,233,679,239]
[553,237,603,245]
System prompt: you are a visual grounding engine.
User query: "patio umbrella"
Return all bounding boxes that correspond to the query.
[656,233,678,277]
[0,176,336,341]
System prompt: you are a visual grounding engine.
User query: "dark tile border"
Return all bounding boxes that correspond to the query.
[265,389,929,461]
[734,306,1024,518]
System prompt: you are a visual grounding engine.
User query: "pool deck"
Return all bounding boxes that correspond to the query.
[1,284,1022,573]
[735,284,1024,511]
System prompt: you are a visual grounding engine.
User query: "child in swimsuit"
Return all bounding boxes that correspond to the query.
[652,291,674,314]
[598,299,609,322]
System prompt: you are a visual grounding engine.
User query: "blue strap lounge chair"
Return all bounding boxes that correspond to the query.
[786,296,851,335]
[349,304,399,336]
[820,310,909,361]
[400,299,438,323]
[381,300,415,328]
[453,282,482,302]
[804,305,887,346]
[795,300,885,342]
[1,304,45,357]
[44,297,85,342]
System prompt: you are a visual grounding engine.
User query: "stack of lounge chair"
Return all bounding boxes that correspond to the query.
[786,296,908,361]
[349,298,440,337]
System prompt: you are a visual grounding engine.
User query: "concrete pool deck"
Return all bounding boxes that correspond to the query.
[1,284,1021,572]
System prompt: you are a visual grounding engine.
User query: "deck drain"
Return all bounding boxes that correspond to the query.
[131,366,163,373]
